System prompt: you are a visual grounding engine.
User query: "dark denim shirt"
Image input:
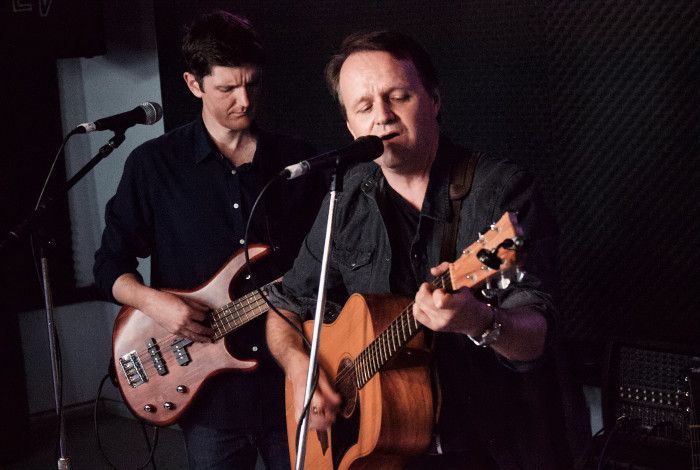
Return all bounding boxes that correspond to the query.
[94,118,325,429]
[270,136,572,468]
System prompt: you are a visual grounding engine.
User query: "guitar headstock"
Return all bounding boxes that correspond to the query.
[449,212,524,292]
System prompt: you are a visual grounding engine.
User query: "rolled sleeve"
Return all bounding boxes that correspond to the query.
[93,148,153,303]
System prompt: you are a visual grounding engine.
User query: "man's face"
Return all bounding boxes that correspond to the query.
[184,64,260,133]
[338,51,440,173]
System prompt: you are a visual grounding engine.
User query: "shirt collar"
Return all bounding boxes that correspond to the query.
[192,116,216,164]
[359,134,454,222]
[192,117,263,166]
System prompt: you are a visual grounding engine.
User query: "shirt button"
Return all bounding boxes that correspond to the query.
[233,203,240,209]
[239,239,245,245]
[231,169,237,175]
[251,346,258,352]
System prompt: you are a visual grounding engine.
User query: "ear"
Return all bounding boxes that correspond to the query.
[431,89,441,118]
[345,121,357,139]
[184,72,204,98]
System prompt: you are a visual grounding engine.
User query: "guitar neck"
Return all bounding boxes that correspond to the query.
[210,288,269,340]
[354,273,453,389]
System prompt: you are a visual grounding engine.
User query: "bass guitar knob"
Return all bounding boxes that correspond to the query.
[143,404,156,413]
[176,385,188,394]
[163,401,176,410]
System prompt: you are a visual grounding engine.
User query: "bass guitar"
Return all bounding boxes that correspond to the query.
[286,212,523,469]
[112,244,275,426]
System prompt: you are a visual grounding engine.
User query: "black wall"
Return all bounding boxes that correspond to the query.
[153,1,699,350]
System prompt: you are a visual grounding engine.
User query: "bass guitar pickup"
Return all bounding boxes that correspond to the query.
[147,338,168,376]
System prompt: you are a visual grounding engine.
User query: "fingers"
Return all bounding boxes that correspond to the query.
[292,367,341,431]
[154,292,214,342]
[317,371,342,407]
[181,296,210,312]
[182,320,214,343]
[430,261,450,277]
[307,389,339,430]
[413,282,478,333]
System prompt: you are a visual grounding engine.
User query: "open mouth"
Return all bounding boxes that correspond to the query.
[381,132,400,141]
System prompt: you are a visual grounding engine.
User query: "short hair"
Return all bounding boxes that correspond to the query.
[182,10,264,87]
[325,30,440,117]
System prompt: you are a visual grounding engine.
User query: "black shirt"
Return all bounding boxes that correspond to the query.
[269,136,574,468]
[379,181,420,296]
[94,117,326,429]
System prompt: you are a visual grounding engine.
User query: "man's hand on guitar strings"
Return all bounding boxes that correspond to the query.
[290,363,341,431]
[142,290,214,343]
[412,262,495,337]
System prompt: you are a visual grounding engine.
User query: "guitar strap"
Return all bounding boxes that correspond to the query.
[440,148,480,263]
[431,147,480,448]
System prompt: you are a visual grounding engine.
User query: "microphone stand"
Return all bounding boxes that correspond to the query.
[1,131,127,470]
[295,164,346,470]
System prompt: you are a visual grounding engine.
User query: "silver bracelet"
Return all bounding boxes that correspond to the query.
[467,306,502,347]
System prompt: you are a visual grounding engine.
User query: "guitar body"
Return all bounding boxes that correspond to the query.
[112,244,269,426]
[286,293,433,470]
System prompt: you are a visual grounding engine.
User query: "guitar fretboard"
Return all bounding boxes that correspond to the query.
[210,289,269,340]
[353,274,452,389]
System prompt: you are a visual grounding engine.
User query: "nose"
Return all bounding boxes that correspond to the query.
[234,87,250,110]
[374,100,396,127]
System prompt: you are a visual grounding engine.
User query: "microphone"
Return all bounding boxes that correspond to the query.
[72,102,163,134]
[282,135,384,180]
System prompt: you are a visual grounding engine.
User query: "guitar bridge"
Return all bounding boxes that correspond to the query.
[119,351,148,388]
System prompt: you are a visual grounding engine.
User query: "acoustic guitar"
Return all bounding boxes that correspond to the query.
[287,212,523,469]
[112,244,276,426]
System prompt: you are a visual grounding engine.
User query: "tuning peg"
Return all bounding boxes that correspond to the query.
[497,272,511,289]
[477,248,502,270]
[513,237,524,249]
[481,279,497,299]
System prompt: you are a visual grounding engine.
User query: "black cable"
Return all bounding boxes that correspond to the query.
[243,171,329,459]
[242,172,311,347]
[595,415,628,470]
[573,422,608,470]
[94,373,160,470]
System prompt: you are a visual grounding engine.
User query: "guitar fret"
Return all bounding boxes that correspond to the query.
[366,354,371,384]
[358,354,366,386]
[374,342,381,373]
[360,357,366,385]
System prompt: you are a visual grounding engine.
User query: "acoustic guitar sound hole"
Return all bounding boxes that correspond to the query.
[336,356,358,419]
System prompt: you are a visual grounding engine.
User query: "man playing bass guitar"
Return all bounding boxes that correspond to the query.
[94,11,325,469]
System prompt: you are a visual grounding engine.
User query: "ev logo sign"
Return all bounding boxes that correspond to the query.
[12,0,53,17]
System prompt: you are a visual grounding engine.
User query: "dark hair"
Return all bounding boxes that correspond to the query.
[325,30,440,116]
[182,10,264,87]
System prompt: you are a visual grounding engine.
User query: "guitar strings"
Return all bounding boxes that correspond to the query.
[125,295,269,377]
[119,289,270,377]
[333,270,451,389]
